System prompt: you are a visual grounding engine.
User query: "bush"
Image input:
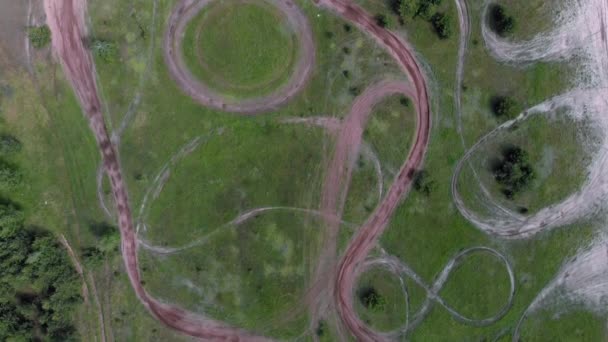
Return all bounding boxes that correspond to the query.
[0,160,22,188]
[491,96,518,118]
[358,286,386,312]
[431,12,452,39]
[413,170,435,196]
[489,4,515,36]
[28,25,51,49]
[374,14,391,28]
[492,145,535,199]
[0,135,22,155]
[90,39,118,63]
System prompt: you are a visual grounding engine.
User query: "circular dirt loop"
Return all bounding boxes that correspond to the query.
[164,0,315,114]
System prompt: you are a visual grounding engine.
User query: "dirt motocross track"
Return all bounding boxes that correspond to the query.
[44,0,430,340]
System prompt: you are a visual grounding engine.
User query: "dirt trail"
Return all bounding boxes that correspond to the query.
[44,0,270,339]
[164,0,315,114]
[307,80,413,326]
[312,0,432,339]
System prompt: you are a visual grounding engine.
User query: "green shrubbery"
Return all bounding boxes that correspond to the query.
[392,0,453,39]
[0,133,80,340]
[28,25,51,49]
[358,286,387,312]
[492,145,536,199]
[491,95,519,119]
[489,4,515,36]
[431,12,452,39]
[89,39,119,63]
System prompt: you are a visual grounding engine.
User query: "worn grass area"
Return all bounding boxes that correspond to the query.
[354,267,408,332]
[182,1,296,98]
[140,210,323,339]
[142,121,326,247]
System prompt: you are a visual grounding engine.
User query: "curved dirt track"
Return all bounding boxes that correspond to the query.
[308,80,414,326]
[164,0,315,114]
[312,0,432,339]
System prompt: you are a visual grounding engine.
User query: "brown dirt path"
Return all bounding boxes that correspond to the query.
[44,0,270,340]
[307,80,414,327]
[313,0,432,340]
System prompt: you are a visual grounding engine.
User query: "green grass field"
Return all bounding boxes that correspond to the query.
[1,0,606,339]
[182,1,297,98]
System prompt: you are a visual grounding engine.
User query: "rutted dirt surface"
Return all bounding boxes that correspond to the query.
[46,0,431,340]
[164,0,315,114]
[312,0,431,340]
[308,80,414,327]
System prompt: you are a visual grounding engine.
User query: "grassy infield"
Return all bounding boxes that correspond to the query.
[0,0,605,340]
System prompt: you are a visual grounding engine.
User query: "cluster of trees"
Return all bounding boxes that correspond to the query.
[492,145,536,199]
[0,135,81,340]
[390,0,453,39]
[28,25,51,49]
[489,4,515,36]
[491,95,519,119]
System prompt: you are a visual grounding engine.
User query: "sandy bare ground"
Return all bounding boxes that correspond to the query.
[164,0,315,114]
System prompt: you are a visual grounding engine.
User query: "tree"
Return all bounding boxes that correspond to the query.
[374,14,391,28]
[28,25,51,49]
[492,145,536,199]
[491,96,518,118]
[489,4,515,36]
[431,12,452,39]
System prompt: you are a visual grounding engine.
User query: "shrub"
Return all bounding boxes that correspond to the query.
[431,12,452,39]
[0,160,22,188]
[374,14,391,28]
[489,4,515,36]
[0,135,22,155]
[492,145,535,199]
[413,170,435,196]
[90,39,118,63]
[358,286,387,312]
[491,96,518,118]
[28,25,51,49]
